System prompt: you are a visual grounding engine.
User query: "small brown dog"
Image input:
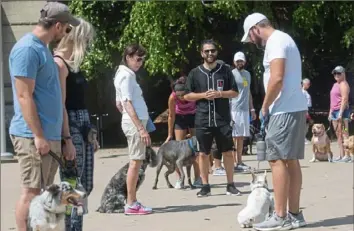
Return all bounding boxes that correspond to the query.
[311,123,333,162]
[343,135,354,156]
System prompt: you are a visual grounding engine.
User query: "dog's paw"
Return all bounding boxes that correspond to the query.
[240,223,251,228]
[168,184,174,189]
[309,158,316,163]
[152,186,157,190]
[328,158,333,163]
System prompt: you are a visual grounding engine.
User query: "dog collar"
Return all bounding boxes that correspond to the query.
[187,139,196,155]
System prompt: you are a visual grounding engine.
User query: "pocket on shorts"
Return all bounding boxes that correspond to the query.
[11,136,41,186]
[122,120,139,137]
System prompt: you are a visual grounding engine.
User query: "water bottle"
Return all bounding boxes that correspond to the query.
[256,113,269,162]
[256,134,266,161]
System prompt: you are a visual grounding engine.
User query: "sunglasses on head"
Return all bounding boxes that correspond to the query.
[203,49,216,54]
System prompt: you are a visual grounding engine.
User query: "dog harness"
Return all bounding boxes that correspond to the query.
[187,139,197,155]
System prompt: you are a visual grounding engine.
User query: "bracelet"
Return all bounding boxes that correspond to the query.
[63,136,71,140]
[250,109,255,112]
[218,91,222,98]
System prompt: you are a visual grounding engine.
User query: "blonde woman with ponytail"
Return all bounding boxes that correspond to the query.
[53,17,96,231]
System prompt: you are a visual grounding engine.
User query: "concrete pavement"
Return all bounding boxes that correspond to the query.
[1,143,353,231]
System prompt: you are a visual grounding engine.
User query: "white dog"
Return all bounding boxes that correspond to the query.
[28,182,86,231]
[237,170,274,228]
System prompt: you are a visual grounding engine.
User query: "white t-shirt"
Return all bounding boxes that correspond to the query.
[263,30,308,115]
[114,65,149,121]
[302,89,312,108]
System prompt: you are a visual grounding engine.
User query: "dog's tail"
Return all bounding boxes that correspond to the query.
[147,146,159,168]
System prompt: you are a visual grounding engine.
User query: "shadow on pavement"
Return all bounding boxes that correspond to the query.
[153,203,240,213]
[99,154,128,159]
[306,215,354,228]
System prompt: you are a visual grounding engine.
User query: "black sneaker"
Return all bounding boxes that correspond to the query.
[197,184,211,197]
[226,183,241,196]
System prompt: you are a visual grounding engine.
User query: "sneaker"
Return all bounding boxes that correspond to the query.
[253,211,292,231]
[197,184,211,197]
[175,179,182,189]
[226,183,241,196]
[333,156,342,162]
[124,201,152,215]
[335,155,352,163]
[213,167,226,176]
[193,178,202,188]
[234,163,251,172]
[288,211,307,228]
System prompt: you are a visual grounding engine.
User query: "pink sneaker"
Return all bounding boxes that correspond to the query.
[124,201,153,215]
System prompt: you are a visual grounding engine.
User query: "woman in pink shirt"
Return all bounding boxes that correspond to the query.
[329,66,351,162]
[164,76,201,188]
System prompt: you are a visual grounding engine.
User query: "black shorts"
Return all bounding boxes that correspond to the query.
[196,125,233,155]
[175,114,195,130]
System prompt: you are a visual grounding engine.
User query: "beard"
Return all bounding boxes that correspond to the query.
[236,64,244,70]
[252,32,265,50]
[204,55,217,64]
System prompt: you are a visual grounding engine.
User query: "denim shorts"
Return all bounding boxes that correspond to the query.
[331,108,351,121]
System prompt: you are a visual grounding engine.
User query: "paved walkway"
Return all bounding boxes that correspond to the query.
[1,143,353,231]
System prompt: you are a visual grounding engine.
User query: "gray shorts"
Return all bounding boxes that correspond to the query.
[265,111,307,161]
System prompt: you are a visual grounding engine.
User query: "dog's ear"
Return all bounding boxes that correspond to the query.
[47,184,60,195]
[251,170,256,182]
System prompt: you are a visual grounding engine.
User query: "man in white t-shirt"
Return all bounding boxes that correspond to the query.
[241,13,308,230]
[302,78,312,144]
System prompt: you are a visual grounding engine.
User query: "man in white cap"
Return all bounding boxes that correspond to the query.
[230,52,256,172]
[241,13,308,230]
[8,2,79,230]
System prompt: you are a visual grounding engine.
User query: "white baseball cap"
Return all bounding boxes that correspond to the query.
[241,13,268,43]
[233,52,246,62]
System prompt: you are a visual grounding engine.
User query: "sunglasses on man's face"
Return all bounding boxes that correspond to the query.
[65,25,72,34]
[203,49,216,54]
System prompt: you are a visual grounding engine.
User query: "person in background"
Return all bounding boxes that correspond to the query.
[329,66,351,163]
[54,18,97,231]
[241,13,308,230]
[230,52,256,172]
[302,78,312,144]
[114,44,152,215]
[164,76,201,188]
[8,3,79,231]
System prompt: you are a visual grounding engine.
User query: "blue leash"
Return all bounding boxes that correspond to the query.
[187,139,196,155]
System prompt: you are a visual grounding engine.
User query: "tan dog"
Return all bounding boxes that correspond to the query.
[343,135,354,156]
[311,123,333,162]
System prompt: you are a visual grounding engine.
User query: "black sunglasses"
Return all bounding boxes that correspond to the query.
[333,72,342,76]
[136,56,145,62]
[65,25,72,34]
[203,49,216,54]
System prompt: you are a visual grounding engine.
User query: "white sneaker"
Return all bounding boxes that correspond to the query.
[174,179,182,189]
[213,167,226,176]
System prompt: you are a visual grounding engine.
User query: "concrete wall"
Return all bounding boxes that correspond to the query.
[1,0,46,150]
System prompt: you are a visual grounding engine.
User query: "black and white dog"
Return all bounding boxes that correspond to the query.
[96,147,158,213]
[152,136,199,190]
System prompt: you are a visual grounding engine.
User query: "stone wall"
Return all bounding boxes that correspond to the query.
[1,1,46,151]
